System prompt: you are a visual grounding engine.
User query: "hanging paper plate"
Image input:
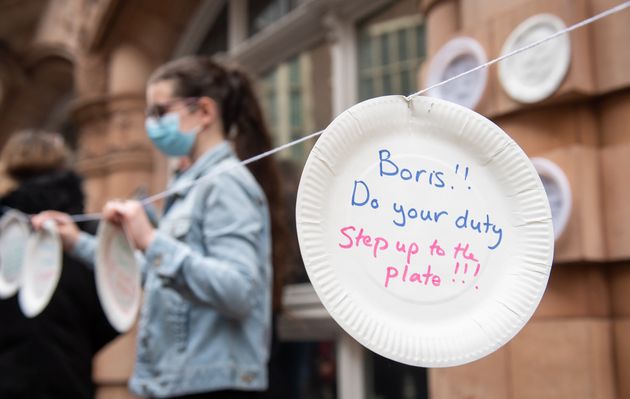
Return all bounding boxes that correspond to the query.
[0,210,30,298]
[19,220,62,317]
[498,13,571,103]
[296,95,554,367]
[426,36,488,109]
[531,157,572,240]
[95,221,141,333]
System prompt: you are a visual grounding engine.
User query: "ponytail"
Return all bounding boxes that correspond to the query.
[226,68,288,314]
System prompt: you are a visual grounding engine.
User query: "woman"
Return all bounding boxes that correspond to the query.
[0,130,117,398]
[34,56,286,399]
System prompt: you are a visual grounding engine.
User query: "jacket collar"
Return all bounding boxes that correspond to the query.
[167,141,235,200]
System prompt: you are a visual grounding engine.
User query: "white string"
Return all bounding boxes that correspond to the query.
[406,1,630,100]
[67,1,628,223]
[139,129,325,205]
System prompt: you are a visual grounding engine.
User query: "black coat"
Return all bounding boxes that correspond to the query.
[0,170,118,399]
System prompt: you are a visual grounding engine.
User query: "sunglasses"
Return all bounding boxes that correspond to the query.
[145,97,200,119]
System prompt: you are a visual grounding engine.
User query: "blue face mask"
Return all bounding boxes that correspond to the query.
[145,112,199,156]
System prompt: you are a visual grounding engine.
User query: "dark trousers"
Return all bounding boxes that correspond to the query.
[164,390,261,399]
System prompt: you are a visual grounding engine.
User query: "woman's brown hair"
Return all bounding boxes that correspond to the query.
[148,56,287,312]
[0,130,69,196]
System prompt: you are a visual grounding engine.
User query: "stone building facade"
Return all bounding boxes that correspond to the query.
[421,1,629,398]
[0,0,628,398]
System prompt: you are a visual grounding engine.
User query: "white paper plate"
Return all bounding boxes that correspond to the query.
[531,157,572,240]
[498,14,571,103]
[426,36,488,109]
[95,221,141,333]
[0,210,30,298]
[19,220,62,317]
[296,96,554,367]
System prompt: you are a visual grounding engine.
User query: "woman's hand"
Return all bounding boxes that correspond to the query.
[31,211,80,252]
[103,200,156,251]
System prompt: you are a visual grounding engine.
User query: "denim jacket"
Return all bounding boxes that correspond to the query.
[72,142,272,398]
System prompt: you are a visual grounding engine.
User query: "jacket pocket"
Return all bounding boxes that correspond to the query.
[162,287,189,354]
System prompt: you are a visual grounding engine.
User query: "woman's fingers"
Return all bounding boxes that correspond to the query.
[101,200,155,251]
[31,210,73,230]
[121,200,155,251]
[103,200,127,224]
[31,210,80,251]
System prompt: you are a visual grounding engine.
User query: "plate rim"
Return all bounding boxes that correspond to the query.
[531,157,572,241]
[498,13,571,103]
[18,222,62,318]
[295,95,554,367]
[95,220,141,333]
[0,210,30,298]
[426,35,489,109]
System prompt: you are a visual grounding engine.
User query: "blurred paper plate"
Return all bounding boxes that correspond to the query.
[0,210,30,298]
[426,36,488,109]
[19,220,62,317]
[498,13,571,103]
[296,95,554,367]
[531,157,572,240]
[95,221,141,333]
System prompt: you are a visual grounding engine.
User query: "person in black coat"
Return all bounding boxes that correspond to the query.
[0,130,118,399]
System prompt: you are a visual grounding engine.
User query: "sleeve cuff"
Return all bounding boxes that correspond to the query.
[70,231,97,270]
[144,231,189,278]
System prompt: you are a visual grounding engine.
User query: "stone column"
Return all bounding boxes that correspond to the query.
[73,43,163,399]
[105,44,165,204]
[324,13,358,117]
[73,97,110,212]
[74,44,166,212]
